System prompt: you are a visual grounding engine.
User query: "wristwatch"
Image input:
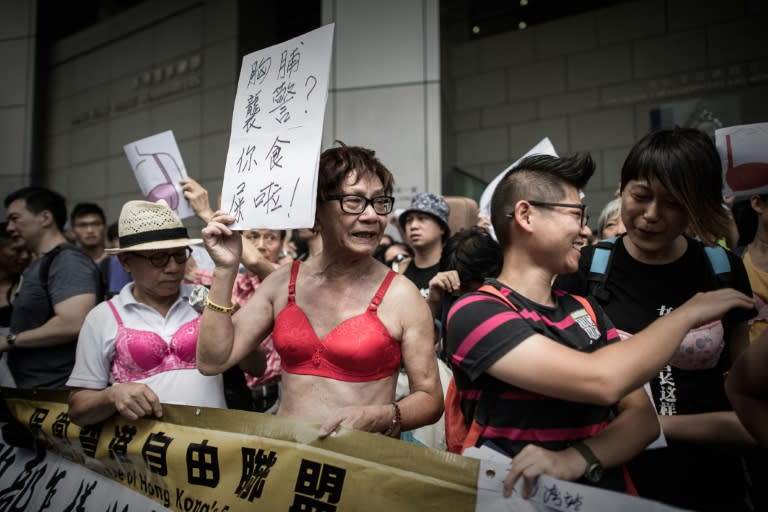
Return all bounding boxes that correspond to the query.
[5,332,17,350]
[570,441,604,483]
[188,285,210,314]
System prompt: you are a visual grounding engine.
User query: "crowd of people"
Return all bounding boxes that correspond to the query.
[1,129,767,511]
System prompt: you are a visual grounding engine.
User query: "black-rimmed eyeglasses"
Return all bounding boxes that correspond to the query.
[325,194,395,215]
[506,200,590,228]
[129,247,192,268]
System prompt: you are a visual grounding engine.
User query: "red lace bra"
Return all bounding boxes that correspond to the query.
[272,261,401,382]
[106,300,200,382]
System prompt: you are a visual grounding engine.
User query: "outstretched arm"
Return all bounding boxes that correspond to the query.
[487,288,754,406]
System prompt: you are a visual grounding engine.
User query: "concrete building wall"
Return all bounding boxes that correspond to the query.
[444,0,768,215]
[0,0,36,199]
[43,0,238,229]
[33,0,440,229]
[322,0,442,206]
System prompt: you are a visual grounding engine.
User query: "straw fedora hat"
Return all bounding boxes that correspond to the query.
[105,199,202,253]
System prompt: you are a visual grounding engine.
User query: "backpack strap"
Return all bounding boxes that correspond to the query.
[479,283,598,326]
[703,244,732,288]
[39,243,105,306]
[570,294,598,327]
[587,236,618,303]
[39,244,74,309]
[477,283,517,311]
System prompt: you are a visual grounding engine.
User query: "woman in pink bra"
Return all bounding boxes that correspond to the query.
[67,199,230,426]
[197,143,443,438]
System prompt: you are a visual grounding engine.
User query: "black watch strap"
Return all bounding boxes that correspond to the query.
[5,332,17,350]
[570,441,604,482]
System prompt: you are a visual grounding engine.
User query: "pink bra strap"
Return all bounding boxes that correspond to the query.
[368,271,397,312]
[105,300,124,327]
[287,260,301,304]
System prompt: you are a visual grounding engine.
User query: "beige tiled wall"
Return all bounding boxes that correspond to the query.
[445,0,768,216]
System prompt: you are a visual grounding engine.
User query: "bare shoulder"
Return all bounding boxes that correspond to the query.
[385,272,423,302]
[380,272,431,323]
[240,263,292,310]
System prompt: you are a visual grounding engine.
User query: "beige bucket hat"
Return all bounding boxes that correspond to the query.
[105,199,202,253]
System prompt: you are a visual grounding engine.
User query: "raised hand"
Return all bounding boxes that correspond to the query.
[201,210,243,270]
[179,177,215,223]
[674,288,754,328]
[427,270,460,304]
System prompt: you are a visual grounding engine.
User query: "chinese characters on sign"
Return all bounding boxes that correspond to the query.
[221,23,334,230]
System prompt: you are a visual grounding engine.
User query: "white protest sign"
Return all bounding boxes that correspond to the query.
[478,138,558,220]
[123,130,195,219]
[715,123,768,200]
[221,23,334,230]
[466,446,688,512]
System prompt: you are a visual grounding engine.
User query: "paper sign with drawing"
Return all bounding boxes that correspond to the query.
[220,23,334,230]
[123,130,195,219]
[715,123,768,200]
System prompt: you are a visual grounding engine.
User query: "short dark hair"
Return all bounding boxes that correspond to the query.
[107,221,120,242]
[71,202,106,225]
[490,153,595,248]
[374,241,413,265]
[620,127,729,244]
[439,227,502,287]
[317,141,394,201]
[4,186,68,231]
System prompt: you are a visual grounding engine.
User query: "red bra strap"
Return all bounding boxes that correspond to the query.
[105,300,124,327]
[287,260,300,304]
[369,271,397,311]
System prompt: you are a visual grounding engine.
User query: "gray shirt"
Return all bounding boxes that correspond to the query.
[9,243,101,389]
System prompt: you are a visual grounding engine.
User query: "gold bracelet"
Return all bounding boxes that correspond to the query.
[205,296,234,314]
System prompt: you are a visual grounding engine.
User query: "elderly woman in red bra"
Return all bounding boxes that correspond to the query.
[67,200,230,426]
[197,143,443,438]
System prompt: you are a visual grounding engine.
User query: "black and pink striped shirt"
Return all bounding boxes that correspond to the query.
[446,279,621,458]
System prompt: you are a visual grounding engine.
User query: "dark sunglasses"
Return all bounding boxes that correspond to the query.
[129,247,192,268]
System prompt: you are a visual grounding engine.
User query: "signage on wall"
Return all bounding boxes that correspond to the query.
[70,53,202,127]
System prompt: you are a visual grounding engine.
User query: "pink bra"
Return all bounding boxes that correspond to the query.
[106,300,200,382]
[272,261,401,382]
[617,319,724,371]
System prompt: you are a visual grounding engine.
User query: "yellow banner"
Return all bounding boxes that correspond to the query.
[1,389,478,511]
